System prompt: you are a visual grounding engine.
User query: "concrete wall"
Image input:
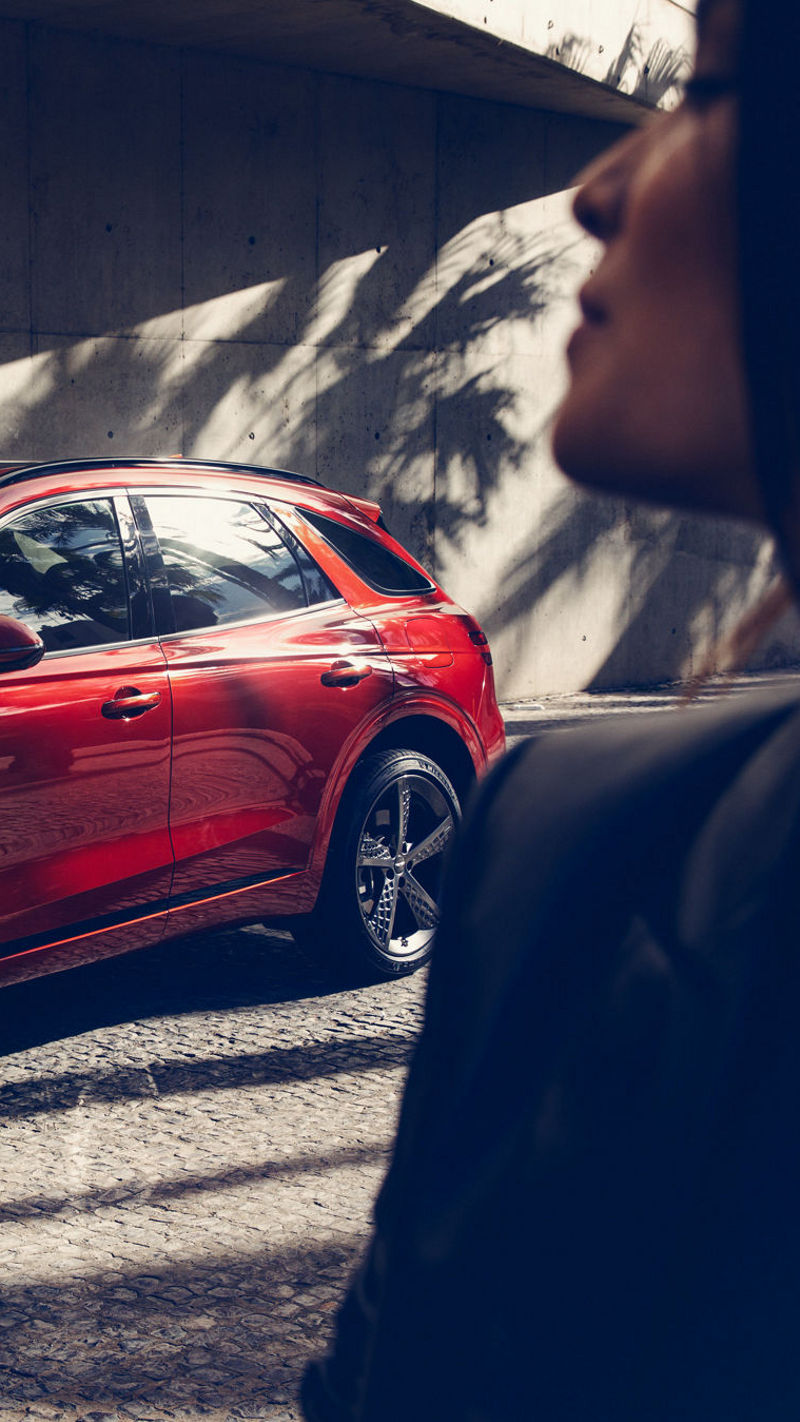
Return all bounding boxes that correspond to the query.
[1,20,797,696]
[421,0,695,107]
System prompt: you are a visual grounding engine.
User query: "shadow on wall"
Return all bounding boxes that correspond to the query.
[546,27,689,108]
[481,490,798,689]
[0,223,577,565]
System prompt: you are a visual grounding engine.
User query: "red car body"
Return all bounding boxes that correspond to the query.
[0,458,504,987]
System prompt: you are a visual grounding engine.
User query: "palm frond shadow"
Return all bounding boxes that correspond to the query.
[548,25,689,107]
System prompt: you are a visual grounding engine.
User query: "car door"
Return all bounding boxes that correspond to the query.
[138,491,395,900]
[0,493,173,950]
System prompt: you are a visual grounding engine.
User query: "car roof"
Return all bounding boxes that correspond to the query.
[0,455,390,539]
[0,456,323,492]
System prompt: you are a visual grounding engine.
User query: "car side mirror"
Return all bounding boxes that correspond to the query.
[0,615,45,671]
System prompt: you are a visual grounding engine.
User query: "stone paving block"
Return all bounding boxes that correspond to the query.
[0,926,424,1415]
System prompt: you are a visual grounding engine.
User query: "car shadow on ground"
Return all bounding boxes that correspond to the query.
[0,921,366,1058]
[0,1234,364,1415]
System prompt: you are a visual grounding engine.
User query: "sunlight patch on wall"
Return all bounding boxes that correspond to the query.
[186,340,316,467]
[182,280,289,344]
[129,280,290,347]
[307,249,385,347]
[0,348,58,412]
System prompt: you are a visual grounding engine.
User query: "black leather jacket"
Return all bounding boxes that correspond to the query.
[303,688,800,1421]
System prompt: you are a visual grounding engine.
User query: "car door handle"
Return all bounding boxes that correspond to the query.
[102,687,163,719]
[320,659,373,688]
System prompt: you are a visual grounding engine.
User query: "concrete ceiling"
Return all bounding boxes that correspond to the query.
[0,0,647,123]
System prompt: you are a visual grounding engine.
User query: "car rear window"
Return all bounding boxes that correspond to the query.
[300,508,433,595]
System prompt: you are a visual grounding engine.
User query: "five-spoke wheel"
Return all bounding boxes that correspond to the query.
[297,749,462,978]
[354,759,459,968]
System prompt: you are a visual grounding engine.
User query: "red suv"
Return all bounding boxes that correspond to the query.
[0,458,504,988]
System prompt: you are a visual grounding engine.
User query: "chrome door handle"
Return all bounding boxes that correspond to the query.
[320,659,373,688]
[102,687,162,719]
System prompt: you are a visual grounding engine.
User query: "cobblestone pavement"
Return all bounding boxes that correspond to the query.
[0,926,426,1420]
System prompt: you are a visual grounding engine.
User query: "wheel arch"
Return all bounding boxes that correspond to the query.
[357,713,478,808]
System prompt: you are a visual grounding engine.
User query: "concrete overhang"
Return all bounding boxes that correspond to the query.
[0,0,689,123]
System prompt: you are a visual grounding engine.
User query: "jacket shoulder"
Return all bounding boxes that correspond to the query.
[435,687,800,992]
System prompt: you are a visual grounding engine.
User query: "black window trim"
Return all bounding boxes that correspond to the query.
[129,492,175,637]
[257,498,342,608]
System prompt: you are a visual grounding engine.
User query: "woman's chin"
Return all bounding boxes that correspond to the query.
[550,406,616,491]
[553,398,763,521]
[552,418,677,509]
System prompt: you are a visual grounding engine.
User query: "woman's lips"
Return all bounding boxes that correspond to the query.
[578,286,607,325]
[566,287,607,364]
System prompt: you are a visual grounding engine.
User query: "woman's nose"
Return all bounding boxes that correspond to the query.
[571,126,648,242]
[572,165,624,241]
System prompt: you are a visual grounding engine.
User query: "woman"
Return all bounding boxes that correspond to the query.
[302,1,800,1416]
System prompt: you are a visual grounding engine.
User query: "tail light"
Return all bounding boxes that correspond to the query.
[458,616,493,666]
[470,631,492,666]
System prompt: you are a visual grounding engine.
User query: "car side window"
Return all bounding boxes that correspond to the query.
[145,495,331,633]
[0,498,130,652]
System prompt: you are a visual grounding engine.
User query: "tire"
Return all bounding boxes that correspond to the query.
[299,749,461,979]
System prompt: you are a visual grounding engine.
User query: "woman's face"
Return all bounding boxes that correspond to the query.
[552,0,761,522]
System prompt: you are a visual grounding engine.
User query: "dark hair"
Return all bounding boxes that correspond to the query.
[737,0,800,563]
